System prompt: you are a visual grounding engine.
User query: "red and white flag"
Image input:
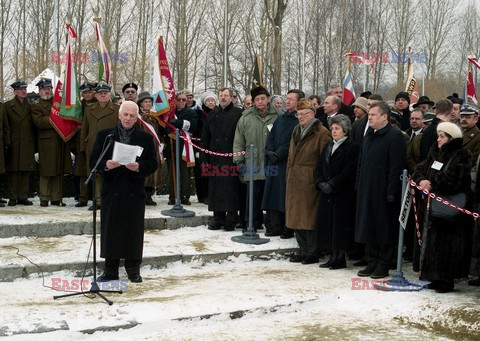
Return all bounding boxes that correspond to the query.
[93,21,111,85]
[342,69,356,106]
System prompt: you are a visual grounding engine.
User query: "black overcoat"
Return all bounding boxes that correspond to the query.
[355,123,407,245]
[315,138,359,251]
[90,125,158,259]
[412,138,473,280]
[261,111,298,212]
[200,102,243,211]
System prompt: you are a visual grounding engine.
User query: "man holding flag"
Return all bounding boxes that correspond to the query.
[32,79,72,206]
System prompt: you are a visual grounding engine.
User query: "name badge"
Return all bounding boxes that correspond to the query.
[137,147,144,157]
[431,161,443,170]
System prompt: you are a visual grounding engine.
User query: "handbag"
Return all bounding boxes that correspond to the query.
[430,192,467,221]
[430,157,467,221]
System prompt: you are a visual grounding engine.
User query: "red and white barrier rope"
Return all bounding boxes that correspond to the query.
[410,186,422,246]
[408,179,480,219]
[179,135,247,157]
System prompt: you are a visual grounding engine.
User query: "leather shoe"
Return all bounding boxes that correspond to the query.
[145,198,157,206]
[329,259,347,270]
[181,198,191,205]
[265,229,282,237]
[128,274,143,283]
[97,273,120,282]
[208,224,223,230]
[319,258,335,268]
[353,259,368,267]
[223,225,235,231]
[75,201,87,207]
[301,256,319,265]
[51,201,66,207]
[357,264,377,277]
[234,223,245,230]
[8,199,17,206]
[0,198,6,204]
[88,204,100,211]
[289,254,306,263]
[370,265,389,279]
[435,280,454,293]
[468,278,480,286]
[17,199,33,205]
[40,200,49,207]
[280,231,294,239]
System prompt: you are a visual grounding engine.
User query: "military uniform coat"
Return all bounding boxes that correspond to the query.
[90,126,158,259]
[31,98,72,176]
[355,123,407,245]
[285,120,331,230]
[261,110,298,212]
[0,102,10,174]
[462,125,480,166]
[74,98,97,177]
[200,102,243,211]
[4,97,36,172]
[315,138,360,251]
[80,101,119,170]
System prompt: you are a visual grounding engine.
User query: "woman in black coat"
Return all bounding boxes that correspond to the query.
[90,101,158,283]
[412,122,473,293]
[315,114,359,269]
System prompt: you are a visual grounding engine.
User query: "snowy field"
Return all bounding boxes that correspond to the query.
[0,195,479,340]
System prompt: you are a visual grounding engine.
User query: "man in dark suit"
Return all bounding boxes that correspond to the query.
[419,99,452,161]
[351,94,383,144]
[315,84,354,123]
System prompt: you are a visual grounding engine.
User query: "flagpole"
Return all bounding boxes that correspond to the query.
[223,0,228,87]
[363,0,367,92]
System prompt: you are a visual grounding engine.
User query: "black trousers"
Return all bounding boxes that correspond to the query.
[213,211,237,229]
[104,258,142,276]
[194,160,208,202]
[244,180,265,229]
[367,243,394,268]
[266,209,285,233]
[295,229,321,258]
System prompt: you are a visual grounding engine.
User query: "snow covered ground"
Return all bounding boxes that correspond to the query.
[0,195,479,339]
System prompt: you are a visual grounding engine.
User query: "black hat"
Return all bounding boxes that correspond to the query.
[122,83,138,93]
[447,93,463,105]
[95,84,112,93]
[460,104,479,115]
[137,91,153,104]
[360,91,372,99]
[79,82,95,92]
[395,91,410,104]
[11,80,27,90]
[36,79,52,89]
[412,95,434,108]
[250,86,270,100]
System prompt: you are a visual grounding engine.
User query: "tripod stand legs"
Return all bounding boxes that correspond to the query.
[53,280,122,305]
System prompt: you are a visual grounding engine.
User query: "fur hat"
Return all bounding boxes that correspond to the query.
[200,91,217,105]
[437,122,462,139]
[250,86,270,100]
[395,91,410,104]
[296,98,315,112]
[352,97,368,113]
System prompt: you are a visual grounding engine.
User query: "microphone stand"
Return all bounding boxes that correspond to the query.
[54,135,122,305]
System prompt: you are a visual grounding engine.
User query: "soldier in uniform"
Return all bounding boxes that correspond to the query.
[122,83,138,102]
[31,79,72,206]
[73,82,97,207]
[460,105,480,164]
[0,101,10,207]
[80,84,119,210]
[4,80,35,206]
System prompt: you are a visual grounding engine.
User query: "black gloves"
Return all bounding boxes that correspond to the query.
[317,182,333,194]
[168,119,183,129]
[266,151,280,164]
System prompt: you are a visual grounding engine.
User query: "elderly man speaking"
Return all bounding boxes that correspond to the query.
[90,101,158,283]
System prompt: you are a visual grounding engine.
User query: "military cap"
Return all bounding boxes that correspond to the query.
[95,84,112,93]
[422,112,436,123]
[79,82,96,92]
[36,79,52,89]
[11,80,27,90]
[122,83,138,93]
[460,104,479,115]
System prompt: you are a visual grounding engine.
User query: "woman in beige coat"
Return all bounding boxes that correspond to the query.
[286,99,331,264]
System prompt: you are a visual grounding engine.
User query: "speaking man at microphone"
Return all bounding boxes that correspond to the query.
[90,101,158,283]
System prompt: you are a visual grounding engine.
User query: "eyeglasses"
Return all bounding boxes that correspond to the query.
[125,90,136,94]
[295,111,313,118]
[176,98,186,102]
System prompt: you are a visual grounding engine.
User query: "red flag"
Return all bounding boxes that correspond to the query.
[467,68,478,105]
[50,80,80,141]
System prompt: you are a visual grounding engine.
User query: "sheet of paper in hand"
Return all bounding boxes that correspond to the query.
[112,141,141,165]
